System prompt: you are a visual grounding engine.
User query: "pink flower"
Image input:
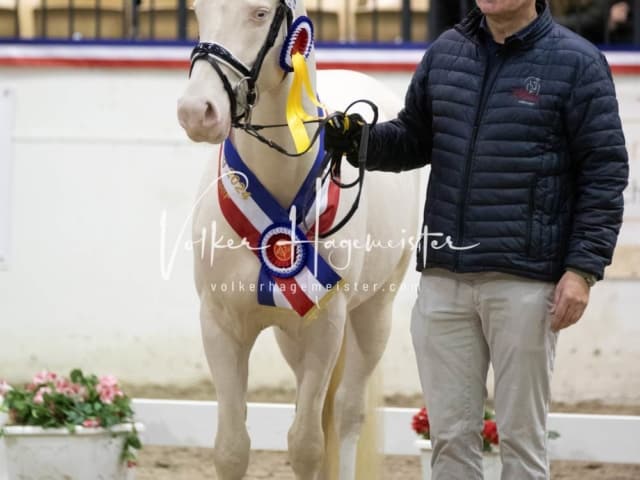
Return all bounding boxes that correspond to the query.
[82,418,100,428]
[0,379,11,403]
[97,385,124,404]
[54,377,72,394]
[0,379,11,396]
[98,387,115,404]
[98,375,119,389]
[96,375,123,404]
[33,386,52,404]
[32,371,57,387]
[52,378,87,399]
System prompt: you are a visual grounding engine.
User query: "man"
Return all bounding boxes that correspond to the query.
[326,0,629,478]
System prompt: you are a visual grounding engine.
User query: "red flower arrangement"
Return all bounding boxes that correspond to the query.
[412,406,500,452]
[482,409,500,452]
[411,407,430,439]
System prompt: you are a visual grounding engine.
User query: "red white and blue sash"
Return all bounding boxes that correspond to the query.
[218,135,342,320]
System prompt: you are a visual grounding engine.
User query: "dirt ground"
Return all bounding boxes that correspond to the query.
[127,383,640,480]
[136,446,640,480]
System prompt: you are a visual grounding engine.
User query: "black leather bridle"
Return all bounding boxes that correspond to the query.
[187,0,334,159]
[187,0,377,238]
[189,0,293,127]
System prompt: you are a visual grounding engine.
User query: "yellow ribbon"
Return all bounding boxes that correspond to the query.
[286,52,326,153]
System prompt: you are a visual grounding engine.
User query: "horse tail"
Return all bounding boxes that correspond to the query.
[321,335,383,480]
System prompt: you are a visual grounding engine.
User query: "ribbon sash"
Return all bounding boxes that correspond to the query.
[218,137,341,320]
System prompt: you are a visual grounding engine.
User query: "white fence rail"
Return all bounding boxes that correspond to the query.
[131,399,640,463]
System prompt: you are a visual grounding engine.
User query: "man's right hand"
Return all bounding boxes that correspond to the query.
[550,271,590,332]
[324,112,366,167]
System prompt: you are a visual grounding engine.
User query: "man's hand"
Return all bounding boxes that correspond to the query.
[324,112,366,167]
[550,271,590,332]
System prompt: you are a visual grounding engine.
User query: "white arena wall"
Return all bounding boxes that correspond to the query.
[0,45,639,405]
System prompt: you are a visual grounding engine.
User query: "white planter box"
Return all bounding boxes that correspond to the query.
[2,423,143,480]
[416,438,501,480]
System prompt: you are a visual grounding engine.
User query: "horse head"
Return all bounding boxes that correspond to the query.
[177,0,301,144]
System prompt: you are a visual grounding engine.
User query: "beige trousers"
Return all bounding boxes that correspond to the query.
[411,268,558,480]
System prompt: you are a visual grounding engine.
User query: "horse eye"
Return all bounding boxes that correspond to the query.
[254,9,269,20]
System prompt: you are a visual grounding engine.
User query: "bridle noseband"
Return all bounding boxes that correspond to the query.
[189,1,293,126]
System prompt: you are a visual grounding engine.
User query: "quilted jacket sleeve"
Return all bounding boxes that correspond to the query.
[564,53,629,280]
[366,51,432,172]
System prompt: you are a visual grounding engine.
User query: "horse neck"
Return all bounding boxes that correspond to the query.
[232,57,320,209]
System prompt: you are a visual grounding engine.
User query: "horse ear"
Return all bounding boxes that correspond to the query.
[279,16,315,72]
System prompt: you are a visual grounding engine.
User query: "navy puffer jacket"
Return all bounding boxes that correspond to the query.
[368,0,629,282]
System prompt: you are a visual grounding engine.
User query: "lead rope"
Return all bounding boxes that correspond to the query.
[318,122,370,239]
[287,99,378,238]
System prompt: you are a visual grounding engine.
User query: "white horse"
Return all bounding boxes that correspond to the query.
[177,1,421,479]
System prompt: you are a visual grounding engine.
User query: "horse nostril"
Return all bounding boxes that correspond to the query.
[203,101,218,126]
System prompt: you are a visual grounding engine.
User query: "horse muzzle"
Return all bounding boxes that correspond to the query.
[177,95,230,144]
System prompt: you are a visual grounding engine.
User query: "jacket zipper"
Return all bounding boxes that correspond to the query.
[454,49,507,271]
[526,175,536,256]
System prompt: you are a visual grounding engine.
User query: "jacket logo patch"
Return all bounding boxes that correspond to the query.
[513,77,541,106]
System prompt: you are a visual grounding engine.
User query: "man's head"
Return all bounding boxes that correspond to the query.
[476,0,537,21]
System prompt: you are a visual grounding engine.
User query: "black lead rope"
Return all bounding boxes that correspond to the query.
[287,99,378,239]
[318,122,370,239]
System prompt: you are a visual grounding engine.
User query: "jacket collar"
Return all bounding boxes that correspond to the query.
[456,0,553,48]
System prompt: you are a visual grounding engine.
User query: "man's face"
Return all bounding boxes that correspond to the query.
[476,0,536,18]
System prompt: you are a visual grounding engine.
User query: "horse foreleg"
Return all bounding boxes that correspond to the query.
[275,303,347,480]
[334,293,394,480]
[200,303,258,480]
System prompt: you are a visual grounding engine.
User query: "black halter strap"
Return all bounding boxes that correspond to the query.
[189,1,292,125]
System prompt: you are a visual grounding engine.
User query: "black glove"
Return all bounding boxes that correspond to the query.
[324,112,366,167]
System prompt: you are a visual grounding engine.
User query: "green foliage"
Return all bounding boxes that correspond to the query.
[548,430,561,440]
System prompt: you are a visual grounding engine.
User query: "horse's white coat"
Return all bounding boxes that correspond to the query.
[177,1,421,479]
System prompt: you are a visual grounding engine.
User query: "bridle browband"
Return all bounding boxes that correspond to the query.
[189,1,293,126]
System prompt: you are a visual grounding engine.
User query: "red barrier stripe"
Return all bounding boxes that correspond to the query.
[610,64,640,75]
[317,61,421,72]
[0,57,189,69]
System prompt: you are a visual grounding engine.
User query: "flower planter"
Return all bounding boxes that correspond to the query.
[416,439,501,480]
[2,423,143,480]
